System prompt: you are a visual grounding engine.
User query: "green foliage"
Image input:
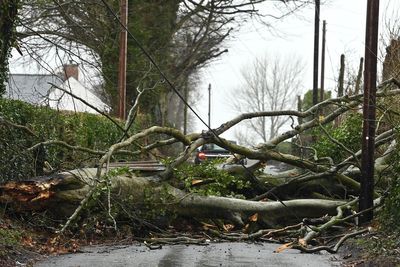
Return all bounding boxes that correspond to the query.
[275,141,293,154]
[380,177,400,233]
[0,98,138,182]
[302,89,332,111]
[100,0,180,120]
[379,139,400,233]
[142,184,176,220]
[175,161,251,197]
[0,228,22,251]
[313,113,363,163]
[0,0,20,96]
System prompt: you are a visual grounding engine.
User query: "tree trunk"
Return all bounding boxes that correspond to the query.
[0,168,345,227]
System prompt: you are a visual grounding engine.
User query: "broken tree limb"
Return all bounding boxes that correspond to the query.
[293,228,369,253]
[0,168,347,229]
[292,197,383,253]
[0,116,38,138]
[27,140,136,156]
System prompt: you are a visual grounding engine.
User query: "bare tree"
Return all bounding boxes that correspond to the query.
[232,53,304,144]
[12,0,314,126]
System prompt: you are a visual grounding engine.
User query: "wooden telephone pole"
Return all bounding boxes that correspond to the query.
[208,83,211,128]
[312,0,320,106]
[320,20,326,102]
[118,0,128,120]
[359,0,380,224]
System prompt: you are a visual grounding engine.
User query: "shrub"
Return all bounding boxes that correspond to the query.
[379,138,400,233]
[174,160,251,198]
[313,113,363,163]
[0,98,138,182]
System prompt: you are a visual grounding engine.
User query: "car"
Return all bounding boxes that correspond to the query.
[194,143,231,164]
[194,141,246,165]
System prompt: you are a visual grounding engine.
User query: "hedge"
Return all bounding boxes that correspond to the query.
[0,98,138,182]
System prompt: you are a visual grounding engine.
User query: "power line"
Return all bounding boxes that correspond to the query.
[99,0,308,225]
[100,0,209,129]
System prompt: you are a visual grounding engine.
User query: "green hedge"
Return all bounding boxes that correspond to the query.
[0,98,138,182]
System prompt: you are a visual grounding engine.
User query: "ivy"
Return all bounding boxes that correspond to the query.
[0,0,20,96]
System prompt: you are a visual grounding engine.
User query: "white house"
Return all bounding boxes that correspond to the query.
[5,73,63,104]
[5,64,109,114]
[46,76,110,114]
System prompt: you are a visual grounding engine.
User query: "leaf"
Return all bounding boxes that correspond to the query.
[201,222,217,230]
[191,179,203,185]
[22,236,35,247]
[248,213,258,222]
[298,238,307,246]
[223,224,234,232]
[274,242,293,253]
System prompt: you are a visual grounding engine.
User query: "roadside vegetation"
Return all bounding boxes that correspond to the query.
[2,1,400,267]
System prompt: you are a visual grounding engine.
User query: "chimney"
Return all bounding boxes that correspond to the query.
[62,62,79,81]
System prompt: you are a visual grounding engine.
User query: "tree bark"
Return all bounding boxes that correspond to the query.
[0,168,345,227]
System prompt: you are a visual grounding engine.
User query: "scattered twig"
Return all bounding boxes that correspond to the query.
[0,116,38,138]
[293,228,369,253]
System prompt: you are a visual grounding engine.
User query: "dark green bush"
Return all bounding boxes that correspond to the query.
[174,160,251,198]
[313,112,363,163]
[380,176,400,233]
[0,98,138,182]
[379,137,400,233]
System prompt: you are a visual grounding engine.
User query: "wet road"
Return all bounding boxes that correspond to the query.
[35,242,340,267]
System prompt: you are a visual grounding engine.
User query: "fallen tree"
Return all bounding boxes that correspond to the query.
[0,168,346,227]
[1,79,400,253]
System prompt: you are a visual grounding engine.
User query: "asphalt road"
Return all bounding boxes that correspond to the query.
[35,242,340,267]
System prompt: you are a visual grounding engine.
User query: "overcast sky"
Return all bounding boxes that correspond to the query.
[194,0,399,141]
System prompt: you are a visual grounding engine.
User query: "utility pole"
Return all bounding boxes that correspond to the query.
[183,82,188,135]
[335,54,345,126]
[359,0,380,225]
[208,83,211,128]
[118,0,128,120]
[312,0,320,106]
[338,54,345,97]
[297,95,303,125]
[320,20,326,103]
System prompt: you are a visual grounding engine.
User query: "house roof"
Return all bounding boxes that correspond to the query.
[46,77,110,114]
[5,74,63,104]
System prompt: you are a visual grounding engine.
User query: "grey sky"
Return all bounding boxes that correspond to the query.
[195,0,399,140]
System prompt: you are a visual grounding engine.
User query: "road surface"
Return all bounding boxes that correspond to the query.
[35,242,341,267]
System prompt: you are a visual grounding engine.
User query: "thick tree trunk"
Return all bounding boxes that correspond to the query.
[0,168,346,227]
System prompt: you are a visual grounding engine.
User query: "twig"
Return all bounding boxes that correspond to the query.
[0,116,38,138]
[142,236,209,246]
[28,140,135,156]
[293,228,369,253]
[48,82,126,136]
[318,122,361,168]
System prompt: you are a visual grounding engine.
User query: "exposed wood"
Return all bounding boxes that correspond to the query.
[0,169,346,228]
